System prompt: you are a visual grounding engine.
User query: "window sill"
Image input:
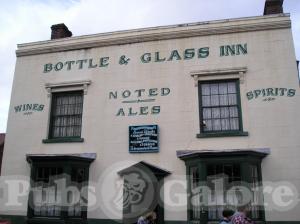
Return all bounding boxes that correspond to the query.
[42,137,84,143]
[197,131,249,138]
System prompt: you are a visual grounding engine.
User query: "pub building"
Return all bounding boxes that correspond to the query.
[1,0,300,223]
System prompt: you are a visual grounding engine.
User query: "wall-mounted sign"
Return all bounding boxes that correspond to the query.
[43,43,247,73]
[129,125,159,153]
[14,103,44,115]
[246,88,296,101]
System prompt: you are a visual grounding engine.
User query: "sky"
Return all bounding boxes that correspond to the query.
[0,0,299,132]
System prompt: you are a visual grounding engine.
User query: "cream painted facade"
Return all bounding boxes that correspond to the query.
[1,13,300,224]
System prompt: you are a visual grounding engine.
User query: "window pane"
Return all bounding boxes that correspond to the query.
[249,165,262,219]
[212,108,221,119]
[228,82,236,93]
[221,119,230,130]
[190,166,201,220]
[190,166,199,189]
[211,95,219,106]
[203,108,212,119]
[229,107,238,117]
[71,168,86,183]
[219,83,228,94]
[224,165,233,178]
[203,119,212,131]
[230,118,239,130]
[219,94,228,106]
[220,107,229,118]
[212,119,221,131]
[202,96,211,107]
[228,94,237,105]
[207,165,215,176]
[233,164,241,181]
[50,91,83,138]
[210,84,219,95]
[216,164,223,174]
[202,84,210,95]
[74,203,82,217]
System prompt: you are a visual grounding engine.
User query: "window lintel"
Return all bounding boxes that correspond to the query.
[45,80,91,97]
[191,67,247,86]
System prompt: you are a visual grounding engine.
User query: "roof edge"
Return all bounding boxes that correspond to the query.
[16,14,291,57]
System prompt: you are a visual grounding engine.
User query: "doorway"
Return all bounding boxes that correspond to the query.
[118,161,171,224]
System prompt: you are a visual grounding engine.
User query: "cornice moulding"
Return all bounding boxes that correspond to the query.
[16,14,291,57]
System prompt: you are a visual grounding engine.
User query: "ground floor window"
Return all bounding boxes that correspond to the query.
[33,167,63,217]
[32,166,86,218]
[26,154,95,223]
[178,150,268,223]
[206,163,261,220]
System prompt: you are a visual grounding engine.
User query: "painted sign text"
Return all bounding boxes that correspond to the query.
[43,43,247,73]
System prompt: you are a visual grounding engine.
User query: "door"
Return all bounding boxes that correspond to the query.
[119,162,170,224]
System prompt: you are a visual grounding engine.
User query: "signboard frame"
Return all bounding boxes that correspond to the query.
[129,125,159,153]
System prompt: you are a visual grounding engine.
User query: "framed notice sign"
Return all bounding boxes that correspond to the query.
[129,125,159,153]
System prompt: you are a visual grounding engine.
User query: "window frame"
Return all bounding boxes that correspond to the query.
[43,80,91,144]
[27,155,94,224]
[32,166,64,218]
[50,91,83,139]
[184,155,265,223]
[197,79,248,138]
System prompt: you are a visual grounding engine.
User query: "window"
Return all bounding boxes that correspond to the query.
[33,167,63,217]
[188,162,264,222]
[32,167,86,218]
[190,166,201,220]
[206,163,261,221]
[207,164,241,220]
[27,154,95,223]
[178,150,268,223]
[50,91,83,139]
[43,91,84,143]
[198,79,248,137]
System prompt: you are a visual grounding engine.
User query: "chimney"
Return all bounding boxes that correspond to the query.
[264,0,284,15]
[51,23,72,40]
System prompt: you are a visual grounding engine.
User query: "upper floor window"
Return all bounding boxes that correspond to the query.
[49,91,83,139]
[198,79,247,137]
[43,80,91,143]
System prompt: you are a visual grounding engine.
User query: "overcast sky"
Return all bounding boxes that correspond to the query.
[0,0,299,132]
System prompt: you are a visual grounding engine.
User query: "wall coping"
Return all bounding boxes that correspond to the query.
[16,14,291,57]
